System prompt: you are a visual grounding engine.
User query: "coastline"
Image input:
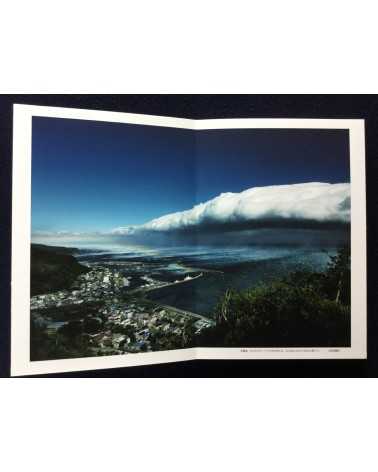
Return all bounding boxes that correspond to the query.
[30,242,350,360]
[30,244,214,360]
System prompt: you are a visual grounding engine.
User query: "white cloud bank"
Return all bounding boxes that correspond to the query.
[32,183,350,248]
[112,182,350,235]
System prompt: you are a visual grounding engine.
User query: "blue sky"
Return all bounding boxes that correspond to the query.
[31,117,350,233]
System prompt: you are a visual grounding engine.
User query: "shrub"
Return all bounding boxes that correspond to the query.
[195,247,351,348]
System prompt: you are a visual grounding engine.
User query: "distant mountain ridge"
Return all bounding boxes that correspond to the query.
[31,244,89,296]
[32,243,80,254]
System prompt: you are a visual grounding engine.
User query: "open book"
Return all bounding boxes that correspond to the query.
[11,105,367,375]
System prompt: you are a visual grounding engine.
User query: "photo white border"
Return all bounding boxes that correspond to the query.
[11,104,367,376]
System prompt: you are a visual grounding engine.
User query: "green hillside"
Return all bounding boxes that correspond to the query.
[31,244,89,296]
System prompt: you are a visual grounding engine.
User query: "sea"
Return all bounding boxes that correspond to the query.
[75,244,337,317]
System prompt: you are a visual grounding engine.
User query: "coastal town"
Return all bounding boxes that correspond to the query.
[31,264,214,358]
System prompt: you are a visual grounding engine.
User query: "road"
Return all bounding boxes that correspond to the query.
[143,298,215,324]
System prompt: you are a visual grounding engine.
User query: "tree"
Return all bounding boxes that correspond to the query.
[195,247,351,348]
[323,245,351,305]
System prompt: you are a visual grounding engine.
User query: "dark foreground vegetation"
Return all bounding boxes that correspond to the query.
[195,246,351,347]
[31,302,105,360]
[31,244,89,296]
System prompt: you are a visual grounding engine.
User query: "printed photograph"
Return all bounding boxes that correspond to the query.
[30,117,351,360]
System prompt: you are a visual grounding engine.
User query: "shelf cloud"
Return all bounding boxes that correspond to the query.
[114,182,351,235]
[33,183,350,247]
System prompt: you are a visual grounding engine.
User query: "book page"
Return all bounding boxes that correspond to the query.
[11,106,366,375]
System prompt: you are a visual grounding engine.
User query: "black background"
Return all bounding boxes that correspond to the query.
[0,94,377,378]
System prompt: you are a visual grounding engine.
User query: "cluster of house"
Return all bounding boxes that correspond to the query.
[30,267,130,310]
[87,304,192,355]
[31,264,214,356]
[91,300,215,355]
